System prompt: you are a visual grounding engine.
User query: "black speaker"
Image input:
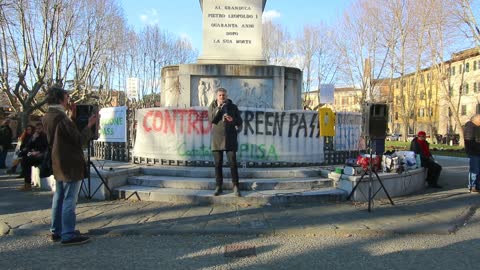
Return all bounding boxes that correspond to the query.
[75,104,99,140]
[362,103,388,139]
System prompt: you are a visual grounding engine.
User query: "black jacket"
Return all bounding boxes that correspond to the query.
[410,137,431,166]
[208,99,243,151]
[464,121,480,156]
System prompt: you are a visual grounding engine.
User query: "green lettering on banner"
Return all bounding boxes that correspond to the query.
[100,117,123,126]
[238,143,278,161]
[177,143,211,158]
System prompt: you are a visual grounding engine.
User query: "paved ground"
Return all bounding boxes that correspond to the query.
[1,156,478,238]
[1,156,480,269]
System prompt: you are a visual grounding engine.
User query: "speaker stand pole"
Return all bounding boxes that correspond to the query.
[81,140,114,200]
[346,138,394,212]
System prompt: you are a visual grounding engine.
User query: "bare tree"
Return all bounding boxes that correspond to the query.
[262,20,294,66]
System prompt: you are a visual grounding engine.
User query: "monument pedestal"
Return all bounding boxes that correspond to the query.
[161,64,302,110]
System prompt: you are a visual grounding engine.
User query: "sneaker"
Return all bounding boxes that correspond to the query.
[61,236,90,246]
[51,230,81,242]
[50,234,61,242]
[470,187,480,193]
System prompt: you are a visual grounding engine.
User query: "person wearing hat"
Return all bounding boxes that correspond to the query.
[464,114,480,192]
[410,131,443,188]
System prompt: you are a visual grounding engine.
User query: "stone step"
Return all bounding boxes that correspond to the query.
[115,185,347,205]
[141,166,327,179]
[127,175,333,191]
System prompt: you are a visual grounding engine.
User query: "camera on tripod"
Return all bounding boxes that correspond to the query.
[74,104,99,140]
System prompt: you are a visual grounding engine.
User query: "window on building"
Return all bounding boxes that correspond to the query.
[448,107,452,116]
[411,78,415,85]
[420,74,425,83]
[419,108,425,117]
[461,105,467,116]
[428,89,432,99]
[395,81,399,88]
[476,82,480,93]
[427,73,431,82]
[402,80,406,87]
[466,62,470,72]
[474,60,477,71]
[449,85,453,95]
[429,108,433,116]
[452,66,456,75]
[460,64,463,73]
[465,83,469,95]
[477,104,480,114]
[420,91,425,100]
[395,112,398,120]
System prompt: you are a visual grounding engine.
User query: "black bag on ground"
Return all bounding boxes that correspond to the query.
[40,148,52,178]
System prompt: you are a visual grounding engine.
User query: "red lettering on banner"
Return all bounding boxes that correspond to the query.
[153,111,163,131]
[164,110,175,133]
[142,111,154,132]
[141,109,212,135]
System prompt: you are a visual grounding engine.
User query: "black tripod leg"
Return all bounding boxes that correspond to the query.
[346,170,367,201]
[89,161,114,200]
[372,170,394,205]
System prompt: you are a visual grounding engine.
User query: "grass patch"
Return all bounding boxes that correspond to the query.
[385,141,466,157]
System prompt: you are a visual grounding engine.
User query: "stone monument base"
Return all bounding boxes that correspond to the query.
[161,64,302,110]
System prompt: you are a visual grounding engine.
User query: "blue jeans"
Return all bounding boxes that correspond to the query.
[50,180,82,241]
[0,148,8,168]
[469,173,479,190]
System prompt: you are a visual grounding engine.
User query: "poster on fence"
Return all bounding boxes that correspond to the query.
[334,112,363,151]
[97,106,127,143]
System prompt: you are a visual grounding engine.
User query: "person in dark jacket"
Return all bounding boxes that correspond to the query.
[43,86,97,245]
[0,119,13,169]
[208,88,243,196]
[464,114,480,192]
[410,131,442,188]
[19,123,48,191]
[7,125,34,176]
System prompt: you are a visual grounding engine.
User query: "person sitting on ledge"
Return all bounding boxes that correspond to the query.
[410,131,443,188]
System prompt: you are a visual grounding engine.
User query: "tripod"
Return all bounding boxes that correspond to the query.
[346,138,394,212]
[80,140,113,200]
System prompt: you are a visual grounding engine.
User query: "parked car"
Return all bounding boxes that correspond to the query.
[386,133,402,141]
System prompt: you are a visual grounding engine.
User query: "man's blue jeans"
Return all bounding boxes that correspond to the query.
[469,173,479,190]
[50,180,82,241]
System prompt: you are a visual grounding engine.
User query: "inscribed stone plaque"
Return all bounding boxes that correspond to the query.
[198,0,266,64]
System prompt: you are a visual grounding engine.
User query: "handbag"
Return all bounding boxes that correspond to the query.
[39,148,52,178]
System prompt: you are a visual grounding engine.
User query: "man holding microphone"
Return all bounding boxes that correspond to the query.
[208,88,243,197]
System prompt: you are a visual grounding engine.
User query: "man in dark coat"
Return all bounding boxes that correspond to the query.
[0,119,12,169]
[464,114,480,192]
[208,88,243,196]
[410,131,442,188]
[42,86,97,245]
